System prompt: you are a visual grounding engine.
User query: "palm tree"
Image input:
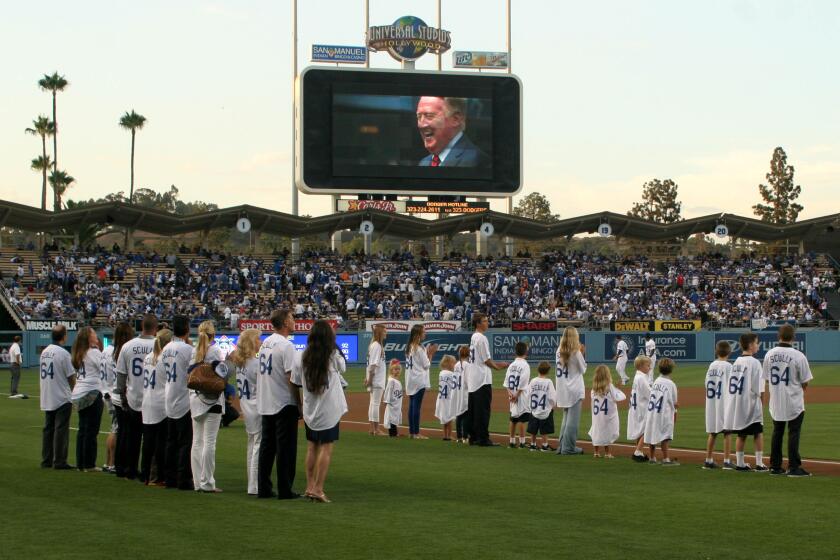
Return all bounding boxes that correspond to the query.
[25,116,55,210]
[48,170,75,210]
[119,110,147,203]
[38,73,69,176]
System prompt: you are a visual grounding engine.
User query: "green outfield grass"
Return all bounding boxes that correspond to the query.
[1,379,839,560]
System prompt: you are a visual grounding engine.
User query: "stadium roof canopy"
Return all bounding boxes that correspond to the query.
[2,198,839,243]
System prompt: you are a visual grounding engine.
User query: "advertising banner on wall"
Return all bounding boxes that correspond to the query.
[511,320,557,332]
[25,320,78,331]
[714,332,806,360]
[366,320,460,333]
[239,319,338,333]
[382,333,472,363]
[212,333,359,363]
[604,333,696,361]
[491,333,586,363]
[610,320,701,332]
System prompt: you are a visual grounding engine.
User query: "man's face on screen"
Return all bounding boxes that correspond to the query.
[416,97,461,156]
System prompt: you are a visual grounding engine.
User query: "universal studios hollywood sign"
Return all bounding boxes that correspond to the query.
[367,16,452,62]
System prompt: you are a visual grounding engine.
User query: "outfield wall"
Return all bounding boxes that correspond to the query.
[14,329,840,368]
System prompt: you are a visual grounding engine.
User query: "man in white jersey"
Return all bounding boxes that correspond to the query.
[643,333,657,373]
[762,324,813,477]
[114,314,157,479]
[257,309,301,499]
[40,326,76,469]
[467,313,508,447]
[162,315,194,489]
[8,335,22,397]
[613,335,630,385]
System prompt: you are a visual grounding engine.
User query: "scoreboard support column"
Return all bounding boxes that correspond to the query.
[476,197,488,257]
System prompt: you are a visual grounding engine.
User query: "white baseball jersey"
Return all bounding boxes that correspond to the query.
[762,344,813,422]
[528,377,556,420]
[616,340,629,361]
[627,371,652,440]
[453,360,470,414]
[555,349,587,408]
[644,339,657,358]
[405,345,431,396]
[101,345,120,407]
[142,353,167,425]
[503,358,531,417]
[468,332,492,391]
[588,385,627,446]
[704,360,731,433]
[9,342,21,364]
[71,348,104,397]
[723,355,764,431]
[367,340,386,389]
[291,350,348,431]
[116,336,155,411]
[236,357,261,434]
[39,344,75,411]
[162,339,193,419]
[643,376,678,445]
[256,333,298,416]
[189,344,226,416]
[382,377,404,428]
[434,369,460,424]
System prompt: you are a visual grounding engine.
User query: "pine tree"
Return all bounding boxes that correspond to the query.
[512,192,560,222]
[628,179,682,223]
[753,147,803,224]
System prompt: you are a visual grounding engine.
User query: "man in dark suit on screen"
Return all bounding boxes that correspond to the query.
[416,96,490,168]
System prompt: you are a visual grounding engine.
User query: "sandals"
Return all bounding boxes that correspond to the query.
[306,492,331,503]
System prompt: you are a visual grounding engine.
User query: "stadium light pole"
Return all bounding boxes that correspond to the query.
[291,0,300,259]
[504,0,514,257]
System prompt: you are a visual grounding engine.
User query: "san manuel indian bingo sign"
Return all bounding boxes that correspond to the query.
[367,16,452,62]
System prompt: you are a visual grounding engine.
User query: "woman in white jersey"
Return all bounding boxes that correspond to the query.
[229,328,262,495]
[70,326,105,472]
[365,325,387,436]
[140,329,173,485]
[405,325,438,440]
[189,320,228,493]
[102,322,134,473]
[555,327,587,455]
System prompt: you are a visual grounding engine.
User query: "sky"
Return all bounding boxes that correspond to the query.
[1,0,838,222]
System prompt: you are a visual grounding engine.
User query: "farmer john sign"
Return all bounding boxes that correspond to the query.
[367,16,452,62]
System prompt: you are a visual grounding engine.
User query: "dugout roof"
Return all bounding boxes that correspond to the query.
[3,198,839,243]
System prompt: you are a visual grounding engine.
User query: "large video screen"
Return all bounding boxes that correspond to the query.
[332,93,492,179]
[297,67,521,196]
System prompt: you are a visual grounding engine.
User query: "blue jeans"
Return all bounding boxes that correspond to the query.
[408,389,425,435]
[558,399,583,454]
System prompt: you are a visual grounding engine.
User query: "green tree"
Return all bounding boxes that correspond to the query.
[512,192,560,222]
[629,179,682,223]
[25,115,55,210]
[753,147,803,224]
[48,170,75,209]
[38,72,68,182]
[119,110,147,203]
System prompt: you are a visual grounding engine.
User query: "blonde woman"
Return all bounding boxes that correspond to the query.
[141,329,173,485]
[405,325,438,439]
[555,327,587,455]
[189,320,228,493]
[229,328,262,495]
[70,326,104,471]
[365,325,387,435]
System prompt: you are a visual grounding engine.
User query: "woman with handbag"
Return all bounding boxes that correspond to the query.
[291,320,348,503]
[189,320,227,493]
[70,326,104,472]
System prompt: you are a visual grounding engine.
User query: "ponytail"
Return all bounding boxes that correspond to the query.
[195,320,215,363]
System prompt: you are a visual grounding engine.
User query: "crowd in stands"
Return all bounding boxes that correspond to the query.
[3,244,837,328]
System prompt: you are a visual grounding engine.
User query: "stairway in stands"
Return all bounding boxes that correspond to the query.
[823,253,840,320]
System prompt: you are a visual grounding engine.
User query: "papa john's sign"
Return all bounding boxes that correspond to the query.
[239,319,338,333]
[365,320,461,333]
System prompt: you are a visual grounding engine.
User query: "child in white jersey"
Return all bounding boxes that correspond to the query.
[643,358,679,466]
[504,342,531,449]
[382,360,404,438]
[627,355,652,462]
[724,333,768,472]
[527,362,556,452]
[435,355,459,441]
[589,364,626,458]
[703,341,733,469]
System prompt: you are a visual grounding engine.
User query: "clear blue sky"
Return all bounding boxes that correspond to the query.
[1,0,838,220]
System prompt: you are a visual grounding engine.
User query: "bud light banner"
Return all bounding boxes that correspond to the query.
[491,333,585,363]
[604,333,696,361]
[714,332,806,360]
[382,333,473,363]
[213,333,358,362]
